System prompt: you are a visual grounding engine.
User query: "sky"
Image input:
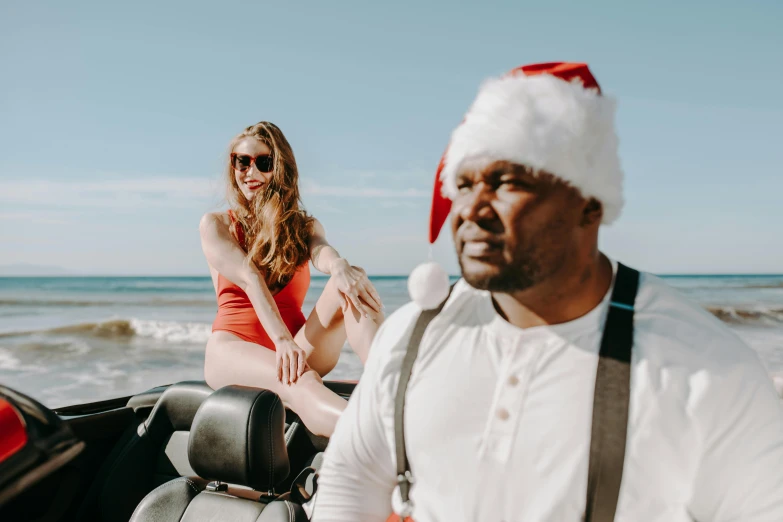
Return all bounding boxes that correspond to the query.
[1,0,781,276]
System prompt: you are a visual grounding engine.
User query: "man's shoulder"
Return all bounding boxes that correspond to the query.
[633,270,761,375]
[632,270,783,462]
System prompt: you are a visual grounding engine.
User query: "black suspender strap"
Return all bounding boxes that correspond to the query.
[393,286,453,518]
[585,262,639,522]
[393,263,640,521]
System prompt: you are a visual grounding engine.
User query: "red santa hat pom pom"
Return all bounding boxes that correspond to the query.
[408,261,450,310]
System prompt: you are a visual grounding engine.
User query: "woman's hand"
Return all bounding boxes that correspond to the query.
[330,259,383,317]
[275,338,308,385]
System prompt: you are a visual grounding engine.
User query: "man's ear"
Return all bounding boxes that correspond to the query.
[581,198,603,226]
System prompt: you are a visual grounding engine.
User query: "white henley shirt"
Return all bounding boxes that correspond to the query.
[312,263,783,521]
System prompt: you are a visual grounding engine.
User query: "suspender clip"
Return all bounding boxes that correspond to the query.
[397,470,415,485]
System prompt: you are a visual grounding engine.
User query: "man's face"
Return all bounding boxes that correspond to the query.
[451,159,593,293]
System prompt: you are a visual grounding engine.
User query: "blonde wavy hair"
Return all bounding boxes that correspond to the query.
[225,121,314,292]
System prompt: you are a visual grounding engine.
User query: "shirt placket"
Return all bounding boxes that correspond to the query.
[483,335,539,463]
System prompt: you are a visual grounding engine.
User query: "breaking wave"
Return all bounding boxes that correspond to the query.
[0,298,215,307]
[0,318,212,344]
[1,305,781,347]
[707,306,783,326]
[743,283,783,289]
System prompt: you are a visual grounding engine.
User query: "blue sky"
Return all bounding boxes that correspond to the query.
[1,0,781,276]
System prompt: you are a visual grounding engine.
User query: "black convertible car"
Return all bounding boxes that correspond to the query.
[0,379,353,522]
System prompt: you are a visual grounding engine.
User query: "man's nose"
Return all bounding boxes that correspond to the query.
[457,185,495,223]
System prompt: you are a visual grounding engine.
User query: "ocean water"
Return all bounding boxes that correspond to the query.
[1,274,782,408]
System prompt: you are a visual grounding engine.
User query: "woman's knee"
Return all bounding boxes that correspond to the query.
[277,369,324,409]
[307,356,338,379]
[321,274,345,306]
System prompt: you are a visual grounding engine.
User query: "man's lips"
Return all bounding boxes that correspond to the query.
[460,235,504,258]
[462,241,503,256]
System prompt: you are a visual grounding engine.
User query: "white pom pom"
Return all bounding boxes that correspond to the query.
[773,375,783,398]
[408,261,450,310]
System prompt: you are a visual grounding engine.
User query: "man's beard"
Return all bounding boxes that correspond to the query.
[458,246,544,292]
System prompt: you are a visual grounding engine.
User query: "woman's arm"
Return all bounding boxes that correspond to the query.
[309,218,383,316]
[199,212,306,384]
[309,218,346,275]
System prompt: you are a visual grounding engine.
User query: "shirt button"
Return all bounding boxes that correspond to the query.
[508,375,519,386]
[496,408,510,420]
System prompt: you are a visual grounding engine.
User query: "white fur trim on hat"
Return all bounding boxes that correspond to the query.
[439,73,624,224]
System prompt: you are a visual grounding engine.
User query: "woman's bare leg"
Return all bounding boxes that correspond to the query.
[296,272,384,377]
[205,331,347,437]
[203,273,383,437]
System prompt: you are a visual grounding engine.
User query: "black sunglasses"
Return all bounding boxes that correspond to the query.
[230,153,274,173]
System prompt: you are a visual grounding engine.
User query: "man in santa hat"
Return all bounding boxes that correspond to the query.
[310,63,783,521]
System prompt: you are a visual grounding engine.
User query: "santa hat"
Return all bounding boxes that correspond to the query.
[409,62,624,309]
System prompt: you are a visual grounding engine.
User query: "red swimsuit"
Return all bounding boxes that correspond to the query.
[211,210,310,349]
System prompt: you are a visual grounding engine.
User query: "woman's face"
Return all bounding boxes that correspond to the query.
[232,137,274,201]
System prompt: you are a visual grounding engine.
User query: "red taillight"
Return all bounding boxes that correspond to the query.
[0,398,27,463]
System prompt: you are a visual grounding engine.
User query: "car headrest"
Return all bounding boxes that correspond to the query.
[140,381,213,441]
[187,386,289,491]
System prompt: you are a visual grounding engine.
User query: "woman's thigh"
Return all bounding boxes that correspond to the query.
[205,331,347,436]
[206,331,319,407]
